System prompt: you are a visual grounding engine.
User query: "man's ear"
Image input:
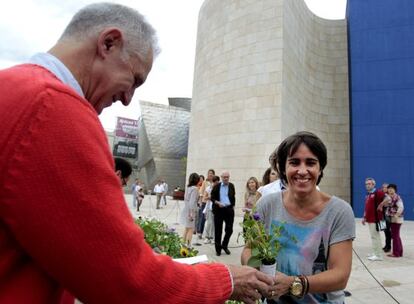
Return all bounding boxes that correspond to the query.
[97,28,124,58]
[115,170,122,178]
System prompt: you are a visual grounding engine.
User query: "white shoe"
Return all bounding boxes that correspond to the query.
[204,238,211,244]
[366,253,374,257]
[368,255,383,261]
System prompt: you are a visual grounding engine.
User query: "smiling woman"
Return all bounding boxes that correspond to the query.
[241,131,355,303]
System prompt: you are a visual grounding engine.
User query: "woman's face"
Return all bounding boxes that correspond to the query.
[285,143,320,196]
[248,179,257,191]
[388,187,396,196]
[269,170,278,183]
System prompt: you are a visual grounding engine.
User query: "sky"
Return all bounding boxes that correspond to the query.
[0,0,347,131]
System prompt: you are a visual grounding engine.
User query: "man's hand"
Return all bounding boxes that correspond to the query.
[362,218,366,225]
[227,265,275,304]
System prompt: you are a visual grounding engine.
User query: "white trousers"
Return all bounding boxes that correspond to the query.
[368,223,383,257]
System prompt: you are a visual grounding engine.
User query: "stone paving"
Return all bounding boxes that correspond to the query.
[126,194,413,304]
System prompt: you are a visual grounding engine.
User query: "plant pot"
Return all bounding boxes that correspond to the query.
[260,261,277,277]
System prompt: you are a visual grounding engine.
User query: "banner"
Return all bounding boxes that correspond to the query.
[115,117,139,139]
[113,117,139,159]
[113,141,138,158]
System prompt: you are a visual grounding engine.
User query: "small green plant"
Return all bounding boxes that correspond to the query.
[135,217,198,258]
[241,210,296,268]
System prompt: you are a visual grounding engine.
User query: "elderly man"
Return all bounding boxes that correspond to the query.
[0,3,276,304]
[211,171,236,256]
[362,177,387,261]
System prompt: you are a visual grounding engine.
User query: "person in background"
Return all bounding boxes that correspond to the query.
[241,131,355,303]
[136,185,144,212]
[243,177,260,214]
[193,174,205,243]
[153,179,164,209]
[211,171,236,256]
[114,157,133,187]
[203,175,220,244]
[0,3,278,303]
[197,169,215,240]
[380,183,392,253]
[131,178,140,209]
[379,184,404,257]
[161,180,168,206]
[181,173,200,246]
[259,167,276,188]
[362,178,386,261]
[257,168,286,198]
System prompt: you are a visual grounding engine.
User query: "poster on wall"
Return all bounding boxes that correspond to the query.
[114,117,139,139]
[113,117,139,159]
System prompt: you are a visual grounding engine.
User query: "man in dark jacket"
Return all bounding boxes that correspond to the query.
[211,171,235,256]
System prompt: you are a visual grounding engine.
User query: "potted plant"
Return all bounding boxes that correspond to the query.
[241,210,294,276]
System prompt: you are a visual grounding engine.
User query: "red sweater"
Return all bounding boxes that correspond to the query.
[0,65,232,303]
[364,190,385,223]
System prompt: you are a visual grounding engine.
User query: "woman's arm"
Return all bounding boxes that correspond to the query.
[396,198,404,216]
[274,240,353,296]
[241,247,252,265]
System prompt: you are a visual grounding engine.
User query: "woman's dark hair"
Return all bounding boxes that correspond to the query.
[388,183,398,192]
[212,175,220,183]
[261,167,272,186]
[188,173,200,187]
[269,131,327,185]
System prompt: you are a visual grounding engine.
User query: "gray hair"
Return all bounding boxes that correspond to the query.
[60,2,160,59]
[365,177,376,185]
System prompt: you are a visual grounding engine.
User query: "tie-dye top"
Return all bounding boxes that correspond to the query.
[257,192,355,304]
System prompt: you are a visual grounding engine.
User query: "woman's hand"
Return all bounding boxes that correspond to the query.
[272,272,294,298]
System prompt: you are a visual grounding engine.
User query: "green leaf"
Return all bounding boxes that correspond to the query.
[247,255,262,268]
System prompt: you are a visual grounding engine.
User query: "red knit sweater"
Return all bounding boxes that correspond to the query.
[0,65,232,303]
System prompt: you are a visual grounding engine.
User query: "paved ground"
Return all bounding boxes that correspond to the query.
[126,194,413,304]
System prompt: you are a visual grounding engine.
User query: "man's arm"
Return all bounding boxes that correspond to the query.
[2,95,238,303]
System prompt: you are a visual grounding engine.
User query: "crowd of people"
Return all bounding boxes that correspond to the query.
[363,178,405,260]
[0,1,407,303]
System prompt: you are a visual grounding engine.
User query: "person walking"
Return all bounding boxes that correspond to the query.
[211,171,236,256]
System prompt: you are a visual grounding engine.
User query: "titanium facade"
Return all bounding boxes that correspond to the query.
[137,100,191,191]
[348,0,414,220]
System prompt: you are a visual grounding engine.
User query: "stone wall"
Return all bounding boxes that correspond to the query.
[187,0,350,206]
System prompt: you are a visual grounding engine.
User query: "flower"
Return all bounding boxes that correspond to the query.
[180,246,189,257]
[253,212,261,221]
[241,208,294,267]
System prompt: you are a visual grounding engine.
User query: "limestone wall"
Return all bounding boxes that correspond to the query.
[282,1,349,201]
[187,0,350,205]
